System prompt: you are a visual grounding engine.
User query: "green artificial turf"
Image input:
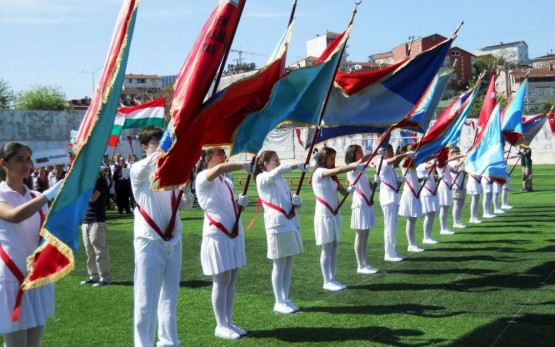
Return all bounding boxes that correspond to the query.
[3,166,554,346]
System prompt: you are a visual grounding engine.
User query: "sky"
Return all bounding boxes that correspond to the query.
[1,0,554,100]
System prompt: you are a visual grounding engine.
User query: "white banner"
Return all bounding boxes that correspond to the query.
[32,148,70,167]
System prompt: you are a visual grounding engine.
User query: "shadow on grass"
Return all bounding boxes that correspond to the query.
[427,246,525,253]
[448,313,555,347]
[407,255,516,263]
[108,279,212,289]
[248,326,443,346]
[390,268,497,276]
[303,303,465,318]
[443,240,530,245]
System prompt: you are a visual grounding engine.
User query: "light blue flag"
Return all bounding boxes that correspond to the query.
[464,103,507,182]
[230,26,350,155]
[502,80,527,134]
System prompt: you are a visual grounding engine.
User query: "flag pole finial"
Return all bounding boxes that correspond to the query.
[452,21,464,38]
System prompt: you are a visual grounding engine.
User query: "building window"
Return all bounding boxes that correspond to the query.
[530,89,536,96]
[551,88,555,96]
[537,89,545,97]
[451,51,460,56]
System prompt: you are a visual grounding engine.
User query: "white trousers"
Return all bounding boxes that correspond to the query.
[134,237,182,347]
[382,203,399,257]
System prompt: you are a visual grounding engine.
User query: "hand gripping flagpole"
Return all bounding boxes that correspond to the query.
[292,2,360,202]
[231,0,298,233]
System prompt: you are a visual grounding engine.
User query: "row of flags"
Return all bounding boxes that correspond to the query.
[19,0,554,295]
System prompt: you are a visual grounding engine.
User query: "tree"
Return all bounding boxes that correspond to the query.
[15,85,72,111]
[526,98,555,114]
[0,79,14,109]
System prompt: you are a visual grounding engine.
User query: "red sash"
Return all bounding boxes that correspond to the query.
[315,175,339,215]
[423,184,436,196]
[452,171,466,189]
[404,179,418,197]
[0,245,25,322]
[482,176,492,184]
[469,173,481,183]
[136,190,183,241]
[381,166,399,193]
[0,192,45,322]
[205,177,239,238]
[355,188,374,206]
[260,198,295,219]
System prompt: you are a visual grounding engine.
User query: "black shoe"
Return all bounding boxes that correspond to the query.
[93,280,111,288]
[80,278,98,285]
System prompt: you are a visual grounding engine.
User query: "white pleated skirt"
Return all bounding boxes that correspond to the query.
[314,214,341,246]
[466,180,483,195]
[266,229,303,260]
[399,195,422,217]
[420,195,439,213]
[437,188,453,206]
[201,232,246,276]
[350,205,376,229]
[0,281,55,334]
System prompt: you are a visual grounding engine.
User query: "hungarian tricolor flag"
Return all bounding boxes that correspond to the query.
[107,98,166,147]
[22,0,140,289]
[154,0,245,190]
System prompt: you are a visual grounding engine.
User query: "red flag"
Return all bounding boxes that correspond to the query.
[154,0,245,189]
[197,23,292,148]
[474,73,497,144]
[548,112,555,135]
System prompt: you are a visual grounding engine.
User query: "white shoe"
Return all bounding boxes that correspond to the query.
[469,218,482,224]
[407,245,425,252]
[493,209,505,214]
[215,326,241,340]
[384,254,405,262]
[230,324,247,336]
[440,229,455,235]
[453,223,466,229]
[423,238,439,245]
[501,205,513,210]
[284,300,299,312]
[482,214,496,218]
[333,280,347,289]
[323,282,345,291]
[357,266,379,274]
[274,302,295,314]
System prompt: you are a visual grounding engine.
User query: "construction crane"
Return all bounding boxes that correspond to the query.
[230,48,266,67]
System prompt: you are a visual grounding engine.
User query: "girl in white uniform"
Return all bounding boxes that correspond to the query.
[398,147,424,252]
[436,149,455,235]
[481,175,496,218]
[466,171,483,224]
[312,147,363,291]
[417,160,439,244]
[449,147,467,228]
[196,148,252,340]
[344,145,378,274]
[379,145,411,262]
[0,142,62,347]
[254,151,305,314]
